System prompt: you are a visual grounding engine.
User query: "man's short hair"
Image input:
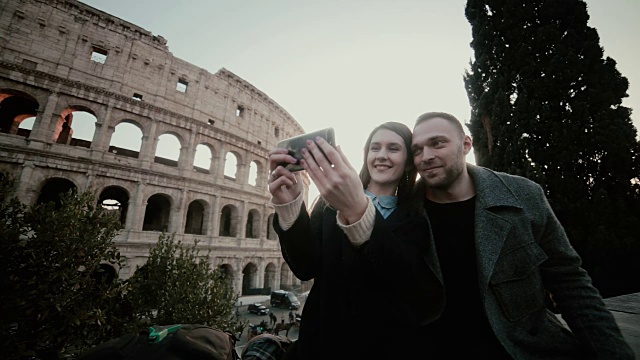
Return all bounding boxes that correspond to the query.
[414,112,466,140]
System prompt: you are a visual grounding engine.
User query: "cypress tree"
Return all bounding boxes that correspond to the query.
[464,0,640,296]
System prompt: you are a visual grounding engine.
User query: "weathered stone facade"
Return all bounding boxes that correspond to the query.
[0,0,312,295]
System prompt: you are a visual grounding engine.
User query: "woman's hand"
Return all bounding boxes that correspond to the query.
[268,148,303,204]
[301,137,368,224]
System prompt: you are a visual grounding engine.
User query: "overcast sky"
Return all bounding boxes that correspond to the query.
[77,0,640,201]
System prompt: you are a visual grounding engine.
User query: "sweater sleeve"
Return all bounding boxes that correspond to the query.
[272,192,304,231]
[336,196,375,247]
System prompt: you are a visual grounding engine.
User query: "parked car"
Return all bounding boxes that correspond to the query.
[270,290,300,310]
[248,303,268,315]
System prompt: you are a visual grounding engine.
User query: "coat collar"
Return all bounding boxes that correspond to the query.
[412,164,525,291]
[467,164,523,210]
[411,164,523,210]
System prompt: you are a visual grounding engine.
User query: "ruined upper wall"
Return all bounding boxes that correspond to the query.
[0,0,304,142]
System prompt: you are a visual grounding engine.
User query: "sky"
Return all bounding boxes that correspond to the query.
[73,0,640,202]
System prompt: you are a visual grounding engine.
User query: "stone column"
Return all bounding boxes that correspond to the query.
[218,145,227,180]
[28,92,58,142]
[16,161,36,205]
[84,172,94,192]
[238,200,247,238]
[274,267,281,291]
[209,195,220,237]
[234,257,243,297]
[139,121,158,167]
[179,129,196,175]
[90,105,113,152]
[236,160,248,184]
[209,145,218,177]
[127,182,146,231]
[170,189,188,234]
[201,204,211,237]
[257,258,265,288]
[261,204,270,239]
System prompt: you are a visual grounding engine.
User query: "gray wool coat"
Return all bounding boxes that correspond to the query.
[410,164,634,359]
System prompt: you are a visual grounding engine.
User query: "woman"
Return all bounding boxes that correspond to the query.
[268,122,443,360]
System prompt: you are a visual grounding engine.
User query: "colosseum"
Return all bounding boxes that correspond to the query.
[0,0,313,296]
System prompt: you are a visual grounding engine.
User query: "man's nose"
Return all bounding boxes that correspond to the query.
[419,147,434,162]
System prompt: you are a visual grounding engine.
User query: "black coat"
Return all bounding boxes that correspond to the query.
[275,198,443,360]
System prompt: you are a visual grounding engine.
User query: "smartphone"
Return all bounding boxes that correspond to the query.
[276,127,336,172]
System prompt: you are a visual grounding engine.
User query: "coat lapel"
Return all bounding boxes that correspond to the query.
[411,179,444,284]
[467,165,523,293]
[474,207,512,292]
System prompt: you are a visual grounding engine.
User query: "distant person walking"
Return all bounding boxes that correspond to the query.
[269,311,277,326]
[288,311,294,323]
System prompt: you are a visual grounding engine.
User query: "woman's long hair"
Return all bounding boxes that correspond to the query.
[358,122,417,206]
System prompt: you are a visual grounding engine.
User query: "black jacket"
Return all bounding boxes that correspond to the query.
[275,197,443,360]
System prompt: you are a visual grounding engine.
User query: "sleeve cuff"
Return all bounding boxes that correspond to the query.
[337,197,375,247]
[272,192,304,231]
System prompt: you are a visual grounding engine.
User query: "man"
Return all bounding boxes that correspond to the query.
[406,111,633,359]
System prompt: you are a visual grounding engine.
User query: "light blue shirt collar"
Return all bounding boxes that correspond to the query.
[364,190,398,219]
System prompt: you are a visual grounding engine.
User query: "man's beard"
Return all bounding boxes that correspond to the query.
[421,148,465,190]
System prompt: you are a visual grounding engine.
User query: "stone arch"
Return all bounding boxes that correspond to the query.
[242,262,259,295]
[193,143,213,174]
[98,185,130,226]
[264,262,277,292]
[218,263,236,287]
[279,262,293,290]
[223,151,242,180]
[91,263,118,285]
[248,160,262,186]
[109,119,144,158]
[267,213,277,240]
[219,203,239,237]
[51,106,96,146]
[0,89,39,137]
[142,193,172,231]
[18,116,36,133]
[69,105,98,148]
[155,132,183,167]
[245,208,261,239]
[184,199,207,235]
[36,177,78,209]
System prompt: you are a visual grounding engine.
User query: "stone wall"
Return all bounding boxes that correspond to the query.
[0,0,311,295]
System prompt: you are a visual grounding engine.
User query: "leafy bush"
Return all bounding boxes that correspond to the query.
[126,233,245,336]
[0,175,129,359]
[0,174,245,359]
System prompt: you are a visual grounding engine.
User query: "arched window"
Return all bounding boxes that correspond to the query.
[224,152,238,180]
[142,194,171,231]
[0,91,39,137]
[248,161,259,186]
[36,178,77,209]
[185,200,205,235]
[98,186,130,226]
[155,133,181,167]
[245,209,261,238]
[193,144,212,174]
[219,204,238,237]
[109,121,143,158]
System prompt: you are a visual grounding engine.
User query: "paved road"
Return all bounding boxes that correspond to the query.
[234,295,305,355]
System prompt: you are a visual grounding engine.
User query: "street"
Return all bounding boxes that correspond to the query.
[234,295,306,353]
